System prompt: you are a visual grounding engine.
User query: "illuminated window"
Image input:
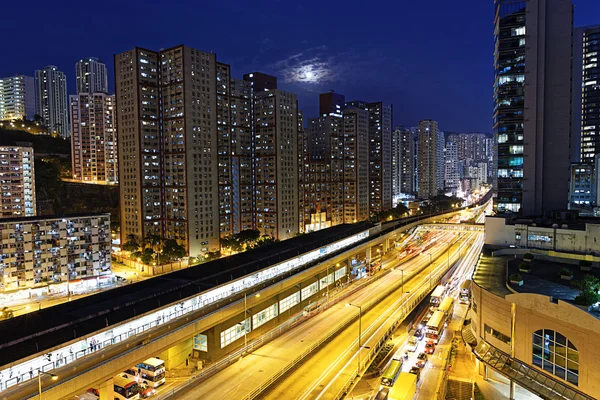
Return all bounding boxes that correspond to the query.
[220,318,250,348]
[301,281,319,300]
[279,291,300,313]
[532,329,579,386]
[252,303,278,329]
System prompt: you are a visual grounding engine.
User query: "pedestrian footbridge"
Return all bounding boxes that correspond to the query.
[419,223,484,233]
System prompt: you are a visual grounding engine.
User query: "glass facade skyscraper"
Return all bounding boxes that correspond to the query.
[494,1,526,213]
[494,0,573,216]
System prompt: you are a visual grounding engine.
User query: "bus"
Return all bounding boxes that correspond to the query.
[137,357,166,388]
[425,310,445,344]
[380,359,403,387]
[438,297,455,319]
[430,285,446,306]
[113,375,140,400]
[460,280,472,303]
[388,372,417,400]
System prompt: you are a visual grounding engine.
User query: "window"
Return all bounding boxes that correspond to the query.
[253,303,278,329]
[193,333,207,352]
[532,329,579,386]
[484,324,511,345]
[220,318,250,348]
[319,273,334,290]
[335,266,347,281]
[301,281,319,300]
[279,291,300,313]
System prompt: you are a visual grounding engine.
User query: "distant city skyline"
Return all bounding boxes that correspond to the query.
[3,1,598,132]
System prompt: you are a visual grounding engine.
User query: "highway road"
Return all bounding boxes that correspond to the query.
[266,233,479,400]
[168,230,476,400]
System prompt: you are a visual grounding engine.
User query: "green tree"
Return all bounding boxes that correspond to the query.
[236,229,261,244]
[122,240,140,253]
[140,248,155,265]
[162,239,187,261]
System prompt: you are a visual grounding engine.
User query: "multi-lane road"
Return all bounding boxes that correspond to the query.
[167,228,480,400]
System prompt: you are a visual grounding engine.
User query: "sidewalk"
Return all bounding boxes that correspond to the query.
[449,339,540,400]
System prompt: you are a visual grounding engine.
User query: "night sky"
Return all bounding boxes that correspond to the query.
[3,0,600,132]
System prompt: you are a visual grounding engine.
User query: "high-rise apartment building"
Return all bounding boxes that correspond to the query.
[0,146,36,218]
[301,95,370,230]
[342,107,370,222]
[70,93,118,184]
[248,80,299,240]
[417,120,442,198]
[319,92,345,117]
[0,76,35,121]
[0,213,111,292]
[35,66,69,137]
[444,139,460,195]
[346,100,392,214]
[115,46,220,256]
[75,57,108,94]
[391,126,415,198]
[494,0,573,215]
[116,47,300,254]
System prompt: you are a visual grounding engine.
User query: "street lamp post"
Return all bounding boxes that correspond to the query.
[240,292,260,350]
[347,303,362,375]
[38,371,58,400]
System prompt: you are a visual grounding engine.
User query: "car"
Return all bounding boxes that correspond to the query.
[413,328,424,340]
[409,366,421,381]
[416,352,428,368]
[424,340,436,354]
[138,382,155,398]
[86,388,100,397]
[406,335,419,352]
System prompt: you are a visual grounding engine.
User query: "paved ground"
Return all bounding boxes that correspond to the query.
[507,258,583,301]
[169,233,473,400]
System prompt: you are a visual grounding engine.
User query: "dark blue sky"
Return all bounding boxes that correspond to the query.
[3,0,600,132]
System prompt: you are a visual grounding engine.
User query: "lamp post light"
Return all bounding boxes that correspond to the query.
[240,292,260,350]
[347,303,362,375]
[38,371,58,400]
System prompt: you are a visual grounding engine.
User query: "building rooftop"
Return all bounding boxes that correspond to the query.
[474,246,600,319]
[494,212,600,231]
[0,212,111,224]
[473,247,513,297]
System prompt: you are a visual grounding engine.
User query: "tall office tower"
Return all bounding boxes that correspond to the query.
[444,139,460,195]
[69,93,118,184]
[346,100,393,214]
[35,66,69,137]
[115,46,220,256]
[391,126,415,198]
[0,146,36,218]
[573,26,600,162]
[417,120,442,198]
[319,92,345,117]
[0,76,35,120]
[75,57,108,94]
[342,107,370,222]
[494,0,573,215]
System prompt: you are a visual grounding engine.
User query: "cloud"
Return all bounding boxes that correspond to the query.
[271,45,387,86]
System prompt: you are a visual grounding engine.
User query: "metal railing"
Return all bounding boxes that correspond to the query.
[154,264,397,399]
[239,240,461,400]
